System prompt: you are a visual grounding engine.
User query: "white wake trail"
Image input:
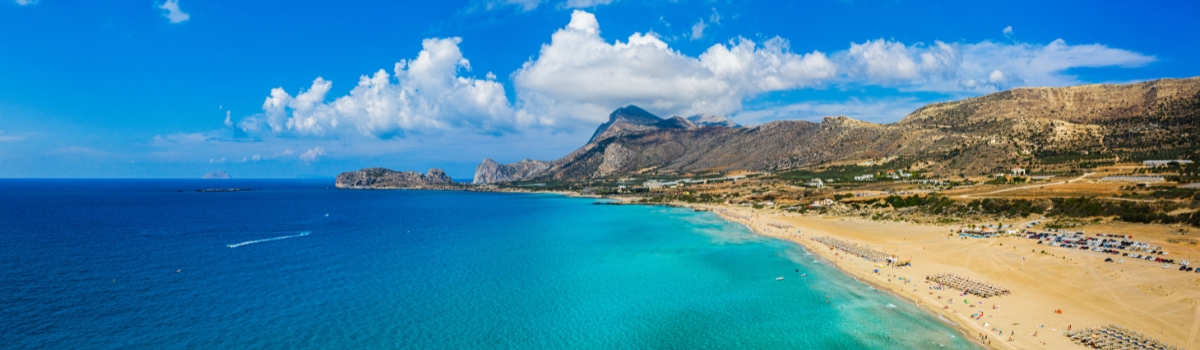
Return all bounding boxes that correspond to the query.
[227,231,311,248]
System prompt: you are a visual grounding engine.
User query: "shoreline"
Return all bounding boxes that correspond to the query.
[679,203,1198,350]
[690,204,996,349]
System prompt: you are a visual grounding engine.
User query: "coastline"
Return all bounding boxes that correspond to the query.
[692,204,994,349]
[679,203,1199,350]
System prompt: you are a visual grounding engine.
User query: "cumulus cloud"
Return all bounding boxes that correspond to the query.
[159,0,190,24]
[15,0,39,5]
[249,37,517,138]
[223,110,233,127]
[512,10,837,127]
[299,147,326,163]
[228,9,1155,144]
[1003,26,1013,37]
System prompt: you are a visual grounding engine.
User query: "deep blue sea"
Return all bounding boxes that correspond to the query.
[0,179,976,349]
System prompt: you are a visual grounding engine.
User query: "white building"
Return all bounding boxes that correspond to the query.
[1144,160,1194,167]
[854,174,875,181]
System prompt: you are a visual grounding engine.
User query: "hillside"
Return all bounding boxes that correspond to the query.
[474,77,1200,183]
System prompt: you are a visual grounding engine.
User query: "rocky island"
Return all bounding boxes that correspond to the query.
[335,167,460,190]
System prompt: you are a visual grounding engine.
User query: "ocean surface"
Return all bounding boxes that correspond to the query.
[0,179,977,349]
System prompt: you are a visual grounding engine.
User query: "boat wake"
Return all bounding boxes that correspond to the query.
[227,231,311,249]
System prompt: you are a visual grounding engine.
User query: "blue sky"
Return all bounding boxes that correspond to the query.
[1,0,1197,178]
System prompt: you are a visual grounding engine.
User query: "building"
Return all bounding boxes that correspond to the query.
[809,198,835,207]
[854,174,875,181]
[805,178,825,188]
[1099,176,1165,183]
[1143,160,1194,167]
[1011,167,1026,176]
[643,180,664,190]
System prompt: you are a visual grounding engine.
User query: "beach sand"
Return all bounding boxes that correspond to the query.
[697,205,1200,349]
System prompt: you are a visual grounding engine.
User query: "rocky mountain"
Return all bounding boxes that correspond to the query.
[202,171,231,179]
[336,168,456,189]
[474,77,1200,182]
[474,158,551,184]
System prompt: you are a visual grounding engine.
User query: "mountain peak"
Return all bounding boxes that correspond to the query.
[589,105,666,142]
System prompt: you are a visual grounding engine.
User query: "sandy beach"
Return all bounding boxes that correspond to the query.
[692,204,1200,349]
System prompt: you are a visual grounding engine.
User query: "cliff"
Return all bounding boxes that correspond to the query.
[335,168,457,189]
[473,158,552,184]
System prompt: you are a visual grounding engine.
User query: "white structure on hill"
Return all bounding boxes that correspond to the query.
[1144,160,1193,167]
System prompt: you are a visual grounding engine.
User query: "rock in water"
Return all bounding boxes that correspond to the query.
[202,171,232,179]
[335,167,458,189]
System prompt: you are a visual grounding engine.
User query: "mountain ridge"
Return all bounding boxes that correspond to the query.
[473,76,1200,183]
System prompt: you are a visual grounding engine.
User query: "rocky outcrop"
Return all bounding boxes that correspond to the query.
[336,167,457,189]
[202,171,231,179]
[475,76,1200,181]
[472,158,552,184]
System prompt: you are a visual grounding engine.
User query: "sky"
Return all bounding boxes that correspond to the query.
[1,0,1197,178]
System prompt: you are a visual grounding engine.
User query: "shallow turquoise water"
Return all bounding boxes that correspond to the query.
[0,180,976,349]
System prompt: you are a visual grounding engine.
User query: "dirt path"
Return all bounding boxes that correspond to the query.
[959,172,1094,198]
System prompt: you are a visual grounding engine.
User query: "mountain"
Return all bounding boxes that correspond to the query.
[474,158,552,184]
[202,171,231,179]
[336,168,456,189]
[474,77,1200,182]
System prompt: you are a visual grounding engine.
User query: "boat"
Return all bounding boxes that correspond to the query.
[801,273,807,277]
[775,276,785,281]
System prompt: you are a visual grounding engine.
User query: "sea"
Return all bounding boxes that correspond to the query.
[0,179,977,349]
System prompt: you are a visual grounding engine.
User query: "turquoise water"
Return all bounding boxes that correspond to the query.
[0,180,976,349]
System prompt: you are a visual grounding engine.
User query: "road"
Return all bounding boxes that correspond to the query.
[958,172,1095,198]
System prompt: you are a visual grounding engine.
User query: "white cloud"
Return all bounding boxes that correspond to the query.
[299,147,326,163]
[1003,26,1013,37]
[223,110,233,127]
[251,154,261,161]
[690,19,707,40]
[209,157,225,164]
[159,0,190,24]
[512,10,836,127]
[836,38,1154,93]
[709,8,721,25]
[249,37,517,138]
[15,0,39,5]
[842,39,959,83]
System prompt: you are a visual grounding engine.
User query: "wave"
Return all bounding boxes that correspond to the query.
[227,231,311,249]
